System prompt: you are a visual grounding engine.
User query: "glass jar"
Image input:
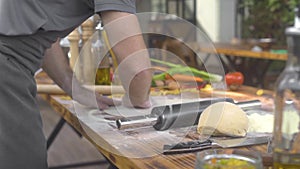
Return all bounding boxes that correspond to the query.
[272,9,300,168]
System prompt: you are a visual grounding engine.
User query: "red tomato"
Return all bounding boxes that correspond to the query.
[225,72,244,90]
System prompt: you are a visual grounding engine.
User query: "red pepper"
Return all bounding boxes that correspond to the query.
[225,72,244,91]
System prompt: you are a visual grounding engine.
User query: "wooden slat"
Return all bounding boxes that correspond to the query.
[189,42,287,61]
[37,84,125,95]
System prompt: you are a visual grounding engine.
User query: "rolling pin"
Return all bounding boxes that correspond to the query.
[116,98,262,131]
[37,84,125,95]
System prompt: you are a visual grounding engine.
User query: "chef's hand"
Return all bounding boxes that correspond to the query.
[122,94,151,109]
[72,84,121,110]
[96,94,122,110]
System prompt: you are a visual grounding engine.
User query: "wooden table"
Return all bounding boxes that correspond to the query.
[44,85,274,169]
[213,43,287,61]
[190,42,287,88]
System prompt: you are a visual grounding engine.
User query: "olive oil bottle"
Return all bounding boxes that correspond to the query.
[95,55,111,85]
[272,6,300,169]
[92,21,112,85]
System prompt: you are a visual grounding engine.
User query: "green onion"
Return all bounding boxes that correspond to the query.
[151,58,223,82]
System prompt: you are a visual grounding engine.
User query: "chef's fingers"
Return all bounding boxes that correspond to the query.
[96,95,122,110]
[122,96,151,109]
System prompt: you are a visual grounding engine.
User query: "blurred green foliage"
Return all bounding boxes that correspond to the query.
[238,0,298,46]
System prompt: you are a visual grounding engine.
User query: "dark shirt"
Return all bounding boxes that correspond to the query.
[0,0,135,74]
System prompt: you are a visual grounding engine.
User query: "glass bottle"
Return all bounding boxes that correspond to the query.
[95,54,111,85]
[92,22,111,85]
[272,6,300,169]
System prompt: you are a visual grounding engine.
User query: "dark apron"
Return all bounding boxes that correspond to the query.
[0,45,47,169]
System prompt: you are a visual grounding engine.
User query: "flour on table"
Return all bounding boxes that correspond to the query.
[104,96,219,117]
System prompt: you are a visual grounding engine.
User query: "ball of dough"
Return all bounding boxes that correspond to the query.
[197,102,248,137]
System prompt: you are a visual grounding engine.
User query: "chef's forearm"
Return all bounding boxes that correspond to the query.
[41,39,74,96]
[112,34,152,107]
[122,66,152,108]
[126,65,152,107]
[100,12,153,107]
